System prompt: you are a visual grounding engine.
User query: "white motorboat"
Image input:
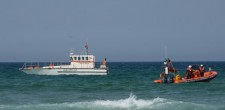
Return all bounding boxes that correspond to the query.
[20,43,108,75]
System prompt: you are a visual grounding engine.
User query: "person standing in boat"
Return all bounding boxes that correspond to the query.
[199,64,205,77]
[102,58,107,65]
[100,58,107,69]
[160,61,167,80]
[186,65,193,79]
[167,59,177,73]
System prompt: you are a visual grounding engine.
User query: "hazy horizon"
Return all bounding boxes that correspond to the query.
[1,0,225,62]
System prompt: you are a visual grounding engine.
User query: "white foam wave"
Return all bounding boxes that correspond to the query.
[0,93,220,110]
[93,93,165,109]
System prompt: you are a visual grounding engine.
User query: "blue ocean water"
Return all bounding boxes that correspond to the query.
[0,62,225,110]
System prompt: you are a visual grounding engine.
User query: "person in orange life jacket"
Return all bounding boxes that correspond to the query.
[199,64,205,77]
[186,65,193,79]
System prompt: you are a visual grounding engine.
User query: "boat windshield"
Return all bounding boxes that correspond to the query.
[191,65,200,70]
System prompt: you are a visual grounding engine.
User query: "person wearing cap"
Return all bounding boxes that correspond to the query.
[186,65,193,79]
[160,62,167,80]
[199,64,205,77]
[161,62,167,72]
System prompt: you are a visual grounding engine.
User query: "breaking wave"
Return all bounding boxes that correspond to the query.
[0,93,222,110]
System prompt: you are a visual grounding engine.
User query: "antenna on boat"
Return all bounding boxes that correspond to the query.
[85,42,89,55]
[70,48,74,55]
[164,46,169,75]
[165,46,168,59]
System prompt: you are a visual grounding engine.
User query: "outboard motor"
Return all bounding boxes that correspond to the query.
[162,76,167,83]
[167,74,174,83]
[162,74,174,83]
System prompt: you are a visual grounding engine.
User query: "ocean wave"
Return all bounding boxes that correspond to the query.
[0,93,222,110]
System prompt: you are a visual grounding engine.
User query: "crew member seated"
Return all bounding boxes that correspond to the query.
[199,64,205,77]
[186,65,193,79]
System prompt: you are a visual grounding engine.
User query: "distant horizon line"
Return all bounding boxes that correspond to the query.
[0,61,225,63]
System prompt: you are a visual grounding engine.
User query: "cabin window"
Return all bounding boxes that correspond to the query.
[70,57,73,61]
[82,57,84,60]
[74,57,77,60]
[86,57,88,60]
[78,57,81,60]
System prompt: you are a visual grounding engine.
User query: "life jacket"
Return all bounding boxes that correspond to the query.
[193,70,200,78]
[187,67,191,71]
[175,74,181,80]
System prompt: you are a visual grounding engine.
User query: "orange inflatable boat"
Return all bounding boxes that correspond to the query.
[154,59,218,84]
[154,70,218,83]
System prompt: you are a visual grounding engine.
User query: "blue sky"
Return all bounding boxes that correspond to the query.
[0,0,225,62]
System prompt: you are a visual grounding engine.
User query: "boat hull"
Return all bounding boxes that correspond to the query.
[174,71,217,83]
[154,71,218,84]
[21,68,108,75]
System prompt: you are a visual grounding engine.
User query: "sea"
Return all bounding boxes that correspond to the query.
[0,62,225,110]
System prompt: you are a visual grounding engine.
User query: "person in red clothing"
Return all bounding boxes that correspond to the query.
[199,64,205,77]
[186,65,193,79]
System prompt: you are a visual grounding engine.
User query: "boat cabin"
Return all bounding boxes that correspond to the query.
[69,52,95,69]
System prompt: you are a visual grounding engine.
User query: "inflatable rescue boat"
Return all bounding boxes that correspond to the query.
[154,70,217,83]
[154,59,218,84]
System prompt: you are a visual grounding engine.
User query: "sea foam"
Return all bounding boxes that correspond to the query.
[0,93,221,110]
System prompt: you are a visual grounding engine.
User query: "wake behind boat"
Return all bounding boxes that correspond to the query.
[154,58,217,84]
[20,43,109,75]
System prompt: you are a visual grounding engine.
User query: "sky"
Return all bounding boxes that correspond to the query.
[0,0,225,62]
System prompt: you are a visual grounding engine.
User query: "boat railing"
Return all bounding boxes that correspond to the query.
[21,62,71,70]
